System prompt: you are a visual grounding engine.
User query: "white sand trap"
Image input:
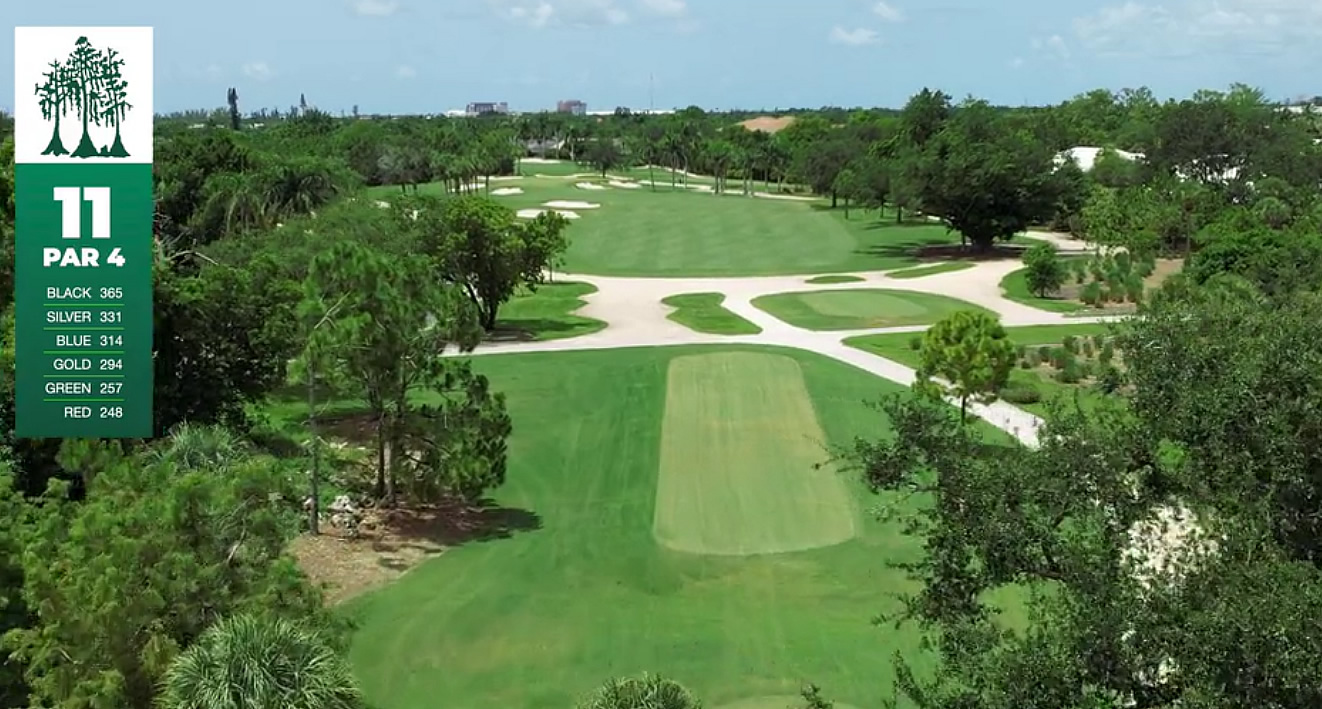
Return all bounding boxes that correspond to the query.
[491,187,523,196]
[489,175,522,182]
[543,200,600,210]
[517,208,581,220]
[608,180,641,189]
[688,185,714,193]
[574,182,607,191]
[458,183,483,192]
[753,192,817,202]
[373,200,390,208]
[522,157,561,164]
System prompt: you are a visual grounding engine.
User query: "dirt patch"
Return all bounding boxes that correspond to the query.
[738,116,796,133]
[290,501,541,605]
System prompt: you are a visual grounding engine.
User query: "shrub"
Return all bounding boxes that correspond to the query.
[1026,351,1041,367]
[1049,347,1068,369]
[1080,282,1102,306]
[1023,243,1066,297]
[1096,364,1124,393]
[1081,339,1095,358]
[1074,259,1089,284]
[1037,345,1051,360]
[908,335,922,350]
[1125,275,1144,303]
[1099,341,1115,365]
[1062,335,1078,354]
[1056,360,1083,384]
[1019,358,1033,369]
[1115,251,1132,273]
[1134,257,1155,278]
[1078,360,1095,378]
[1015,344,1027,359]
[1000,385,1042,404]
[1096,287,1111,306]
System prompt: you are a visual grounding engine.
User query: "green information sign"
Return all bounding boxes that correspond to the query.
[13,27,154,438]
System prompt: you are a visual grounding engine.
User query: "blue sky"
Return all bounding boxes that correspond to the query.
[5,0,1322,115]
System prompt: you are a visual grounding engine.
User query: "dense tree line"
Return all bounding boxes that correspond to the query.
[1,74,1321,707]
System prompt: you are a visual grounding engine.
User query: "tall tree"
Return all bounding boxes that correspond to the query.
[913,310,1016,422]
[302,240,489,501]
[34,60,71,156]
[226,87,241,131]
[65,36,108,158]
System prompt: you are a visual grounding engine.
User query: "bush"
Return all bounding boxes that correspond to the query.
[1080,282,1102,306]
[1099,341,1115,365]
[1026,351,1041,367]
[1081,338,1095,358]
[1096,364,1124,393]
[1015,344,1027,359]
[1074,259,1089,284]
[1000,385,1042,404]
[1023,243,1066,297]
[1125,275,1144,303]
[1134,257,1155,278]
[908,335,922,350]
[1056,360,1083,384]
[1096,287,1112,306]
[1062,335,1078,354]
[1019,358,1033,369]
[1037,345,1051,360]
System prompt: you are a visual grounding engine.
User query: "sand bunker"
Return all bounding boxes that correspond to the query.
[517,208,581,220]
[737,115,796,134]
[574,182,607,191]
[753,192,817,201]
[522,157,561,164]
[373,200,390,208]
[543,200,600,209]
[608,180,641,189]
[491,187,523,196]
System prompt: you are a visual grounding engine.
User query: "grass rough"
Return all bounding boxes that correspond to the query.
[662,293,762,335]
[752,289,991,331]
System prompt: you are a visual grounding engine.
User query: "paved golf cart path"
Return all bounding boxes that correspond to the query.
[467,233,1122,447]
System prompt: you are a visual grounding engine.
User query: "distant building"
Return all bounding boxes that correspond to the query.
[465,102,509,116]
[557,99,587,115]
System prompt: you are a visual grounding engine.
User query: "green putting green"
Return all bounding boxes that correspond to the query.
[653,352,856,555]
[753,289,991,331]
[335,345,965,709]
[662,293,762,335]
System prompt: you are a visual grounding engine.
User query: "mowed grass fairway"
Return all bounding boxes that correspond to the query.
[654,353,856,555]
[366,177,956,277]
[344,346,953,709]
[753,289,992,331]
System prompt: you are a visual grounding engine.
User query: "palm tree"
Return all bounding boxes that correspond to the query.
[157,613,364,709]
[577,674,702,709]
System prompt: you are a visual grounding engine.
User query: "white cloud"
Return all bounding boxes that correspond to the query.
[352,0,399,16]
[638,0,686,17]
[241,62,272,81]
[490,0,629,28]
[395,64,416,79]
[1073,0,1322,56]
[829,26,879,45]
[1009,57,1025,68]
[873,1,904,22]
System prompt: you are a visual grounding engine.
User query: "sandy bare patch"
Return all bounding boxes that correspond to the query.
[738,115,797,134]
[517,208,581,220]
[491,187,523,196]
[574,182,607,190]
[543,200,600,209]
[608,180,641,189]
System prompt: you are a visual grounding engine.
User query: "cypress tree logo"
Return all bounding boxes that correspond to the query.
[34,36,133,159]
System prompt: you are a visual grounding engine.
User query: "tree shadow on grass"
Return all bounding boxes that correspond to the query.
[368,500,543,572]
